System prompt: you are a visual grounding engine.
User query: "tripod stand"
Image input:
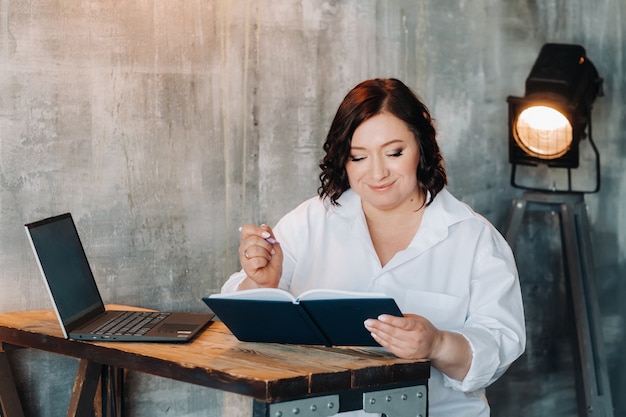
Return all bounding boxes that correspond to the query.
[503,191,613,417]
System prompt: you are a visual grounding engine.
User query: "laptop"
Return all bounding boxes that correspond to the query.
[24,213,214,342]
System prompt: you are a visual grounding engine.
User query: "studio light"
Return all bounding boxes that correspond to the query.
[507,43,603,192]
[504,43,614,417]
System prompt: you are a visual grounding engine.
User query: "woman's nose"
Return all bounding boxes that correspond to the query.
[371,156,389,180]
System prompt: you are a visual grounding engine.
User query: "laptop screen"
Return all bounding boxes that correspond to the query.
[26,213,105,328]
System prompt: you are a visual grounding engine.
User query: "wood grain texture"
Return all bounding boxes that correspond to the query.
[0,306,429,403]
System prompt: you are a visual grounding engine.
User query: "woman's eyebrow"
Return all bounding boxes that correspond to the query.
[350,139,405,150]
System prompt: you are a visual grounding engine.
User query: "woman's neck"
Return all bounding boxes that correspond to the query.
[362,191,426,267]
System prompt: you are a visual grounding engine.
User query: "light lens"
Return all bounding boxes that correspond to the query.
[514,106,573,159]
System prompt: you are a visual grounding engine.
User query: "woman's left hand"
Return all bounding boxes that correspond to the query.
[364,313,472,381]
[364,313,442,360]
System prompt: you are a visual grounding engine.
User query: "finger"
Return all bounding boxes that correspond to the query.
[364,319,396,347]
[365,316,402,335]
[259,224,281,246]
[241,246,272,263]
[366,317,420,348]
[367,325,410,357]
[240,224,274,240]
[240,225,279,253]
[377,313,411,327]
[366,324,419,359]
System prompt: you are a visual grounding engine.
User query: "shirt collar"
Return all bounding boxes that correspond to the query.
[412,188,475,249]
[329,187,475,267]
[330,188,362,220]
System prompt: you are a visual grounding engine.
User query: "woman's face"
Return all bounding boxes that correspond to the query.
[346,112,422,213]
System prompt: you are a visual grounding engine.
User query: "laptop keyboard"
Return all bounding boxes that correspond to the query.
[93,311,171,336]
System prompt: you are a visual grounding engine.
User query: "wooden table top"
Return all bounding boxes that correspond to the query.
[0,305,430,403]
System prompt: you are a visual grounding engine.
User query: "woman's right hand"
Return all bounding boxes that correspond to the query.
[237,224,283,290]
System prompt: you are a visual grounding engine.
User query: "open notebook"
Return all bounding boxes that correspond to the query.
[25,213,213,342]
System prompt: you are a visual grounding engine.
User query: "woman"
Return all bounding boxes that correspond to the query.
[222,78,526,416]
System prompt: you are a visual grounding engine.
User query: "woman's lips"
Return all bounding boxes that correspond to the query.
[368,182,394,192]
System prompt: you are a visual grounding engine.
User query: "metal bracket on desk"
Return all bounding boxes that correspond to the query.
[267,395,339,417]
[363,385,427,417]
[254,384,428,417]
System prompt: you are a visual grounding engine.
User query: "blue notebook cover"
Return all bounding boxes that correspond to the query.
[202,289,402,347]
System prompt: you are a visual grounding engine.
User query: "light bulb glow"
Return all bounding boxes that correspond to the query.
[514,106,573,159]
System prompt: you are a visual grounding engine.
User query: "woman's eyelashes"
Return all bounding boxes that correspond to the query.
[349,149,404,162]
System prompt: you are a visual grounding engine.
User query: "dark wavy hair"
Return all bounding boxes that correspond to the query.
[318,78,447,205]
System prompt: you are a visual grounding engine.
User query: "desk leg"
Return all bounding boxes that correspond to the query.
[101,365,124,417]
[67,360,124,417]
[68,360,103,417]
[0,350,26,417]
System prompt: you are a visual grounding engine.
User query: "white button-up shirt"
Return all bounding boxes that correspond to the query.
[222,188,526,417]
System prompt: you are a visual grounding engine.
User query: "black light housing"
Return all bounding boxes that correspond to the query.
[507,43,603,191]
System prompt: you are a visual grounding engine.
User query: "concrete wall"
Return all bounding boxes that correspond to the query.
[1,1,624,416]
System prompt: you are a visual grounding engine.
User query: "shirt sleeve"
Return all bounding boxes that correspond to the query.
[221,270,247,293]
[443,226,526,392]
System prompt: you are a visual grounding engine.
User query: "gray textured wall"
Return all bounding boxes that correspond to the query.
[1,1,624,416]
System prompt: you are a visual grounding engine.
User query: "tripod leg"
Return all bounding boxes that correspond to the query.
[503,198,528,248]
[560,200,614,417]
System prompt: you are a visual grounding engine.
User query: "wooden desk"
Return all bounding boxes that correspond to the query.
[0,305,429,417]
